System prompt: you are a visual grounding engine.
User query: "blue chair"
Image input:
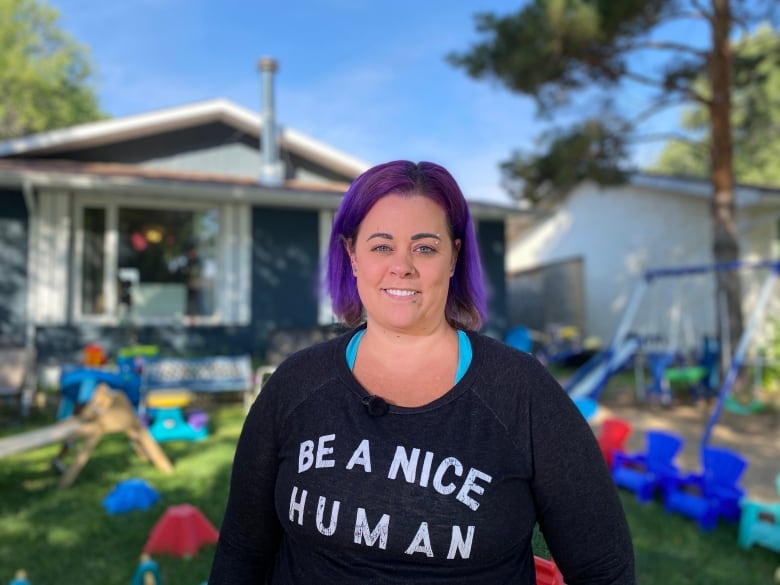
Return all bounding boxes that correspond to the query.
[611,429,684,503]
[663,446,748,531]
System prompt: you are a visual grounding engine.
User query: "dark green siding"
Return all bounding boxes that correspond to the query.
[477,220,507,338]
[251,207,320,349]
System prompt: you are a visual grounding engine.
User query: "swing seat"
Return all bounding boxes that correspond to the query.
[664,366,707,385]
[644,351,677,403]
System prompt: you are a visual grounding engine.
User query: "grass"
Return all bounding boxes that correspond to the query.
[1,397,778,585]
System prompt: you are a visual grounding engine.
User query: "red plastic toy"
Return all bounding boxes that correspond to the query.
[596,417,632,469]
[534,555,566,585]
[143,503,219,558]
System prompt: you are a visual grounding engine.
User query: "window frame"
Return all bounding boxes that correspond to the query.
[71,193,250,327]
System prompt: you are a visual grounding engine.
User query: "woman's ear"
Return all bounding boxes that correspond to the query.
[344,238,357,275]
[451,239,462,275]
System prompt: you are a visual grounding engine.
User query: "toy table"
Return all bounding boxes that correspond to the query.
[145,390,207,443]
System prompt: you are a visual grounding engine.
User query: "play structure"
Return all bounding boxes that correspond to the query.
[564,259,779,446]
[0,384,173,488]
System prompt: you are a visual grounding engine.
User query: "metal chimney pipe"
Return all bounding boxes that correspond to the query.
[258,56,284,186]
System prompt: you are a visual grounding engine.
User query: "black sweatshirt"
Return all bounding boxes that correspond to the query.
[209,327,635,584]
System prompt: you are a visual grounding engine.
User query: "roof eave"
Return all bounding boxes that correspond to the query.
[0,167,346,210]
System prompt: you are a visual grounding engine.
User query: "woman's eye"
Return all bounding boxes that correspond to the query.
[371,244,392,252]
[415,245,436,254]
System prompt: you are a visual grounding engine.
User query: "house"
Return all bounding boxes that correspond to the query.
[0,62,519,362]
[506,174,780,352]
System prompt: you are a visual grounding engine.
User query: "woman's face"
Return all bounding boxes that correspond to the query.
[347,194,460,335]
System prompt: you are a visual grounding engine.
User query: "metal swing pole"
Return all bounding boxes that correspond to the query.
[700,263,780,449]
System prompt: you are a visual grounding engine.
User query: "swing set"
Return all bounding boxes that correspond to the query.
[566,259,779,448]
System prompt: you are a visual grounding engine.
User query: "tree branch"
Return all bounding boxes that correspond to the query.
[632,132,708,151]
[689,0,715,24]
[631,96,690,125]
[624,40,709,59]
[620,69,712,105]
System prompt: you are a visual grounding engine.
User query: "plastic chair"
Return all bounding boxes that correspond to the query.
[663,446,748,531]
[737,474,780,552]
[596,417,632,469]
[611,429,684,503]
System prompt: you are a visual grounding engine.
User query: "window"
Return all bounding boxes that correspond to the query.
[71,195,249,326]
[115,207,218,320]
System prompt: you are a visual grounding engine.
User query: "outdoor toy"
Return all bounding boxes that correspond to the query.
[130,554,160,585]
[611,429,684,503]
[58,367,142,418]
[563,259,779,454]
[533,556,565,585]
[117,345,160,376]
[143,503,219,558]
[0,383,173,488]
[738,474,780,552]
[663,446,748,531]
[83,343,107,366]
[8,569,29,585]
[103,478,160,514]
[145,390,208,443]
[596,417,632,469]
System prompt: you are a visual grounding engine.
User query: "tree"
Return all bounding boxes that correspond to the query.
[0,0,104,139]
[449,0,780,358]
[651,24,780,186]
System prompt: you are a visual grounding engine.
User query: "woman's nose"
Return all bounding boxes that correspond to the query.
[390,251,415,276]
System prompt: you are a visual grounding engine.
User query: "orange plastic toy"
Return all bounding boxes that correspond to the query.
[83,343,107,366]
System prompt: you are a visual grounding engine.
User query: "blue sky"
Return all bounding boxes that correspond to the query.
[49,0,693,204]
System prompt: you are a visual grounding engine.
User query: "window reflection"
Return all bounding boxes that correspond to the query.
[117,207,218,320]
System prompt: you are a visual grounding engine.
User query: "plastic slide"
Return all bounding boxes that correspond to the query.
[566,336,640,400]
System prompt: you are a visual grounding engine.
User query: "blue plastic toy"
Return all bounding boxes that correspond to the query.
[663,446,748,531]
[103,478,160,515]
[9,569,30,585]
[130,554,160,585]
[612,430,684,503]
[58,367,141,419]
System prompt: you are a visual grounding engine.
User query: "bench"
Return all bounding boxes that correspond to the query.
[247,325,350,411]
[142,355,254,410]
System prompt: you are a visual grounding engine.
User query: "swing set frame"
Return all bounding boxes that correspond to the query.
[587,258,779,450]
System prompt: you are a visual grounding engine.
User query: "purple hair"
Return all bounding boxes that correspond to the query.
[326,160,487,331]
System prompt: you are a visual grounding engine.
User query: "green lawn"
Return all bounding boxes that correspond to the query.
[1,399,777,585]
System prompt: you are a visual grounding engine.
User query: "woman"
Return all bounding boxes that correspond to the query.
[209,161,635,584]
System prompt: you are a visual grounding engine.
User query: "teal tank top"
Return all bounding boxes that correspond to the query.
[346,329,472,383]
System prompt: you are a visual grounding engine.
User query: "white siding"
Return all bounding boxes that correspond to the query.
[34,191,71,324]
[506,182,776,350]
